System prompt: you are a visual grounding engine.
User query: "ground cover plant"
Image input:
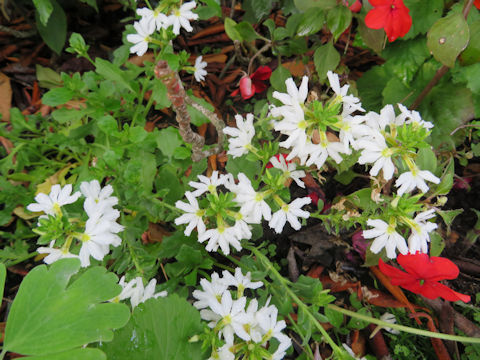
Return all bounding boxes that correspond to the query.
[1,0,480,359]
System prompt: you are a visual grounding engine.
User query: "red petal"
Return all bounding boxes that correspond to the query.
[365,7,390,30]
[378,258,417,287]
[369,0,391,6]
[416,282,470,303]
[253,80,268,93]
[348,0,362,12]
[475,0,480,9]
[251,66,272,81]
[239,77,254,99]
[230,88,240,97]
[397,253,459,282]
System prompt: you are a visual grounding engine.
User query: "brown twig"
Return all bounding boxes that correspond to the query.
[409,0,474,110]
[154,60,224,162]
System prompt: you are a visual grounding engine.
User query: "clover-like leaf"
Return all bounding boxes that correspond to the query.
[3,258,130,357]
[100,295,206,360]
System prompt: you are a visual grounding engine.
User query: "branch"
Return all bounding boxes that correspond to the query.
[154,60,224,162]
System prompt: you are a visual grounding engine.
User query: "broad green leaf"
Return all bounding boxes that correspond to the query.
[25,348,106,360]
[42,87,74,106]
[96,115,118,134]
[433,157,454,195]
[36,65,62,89]
[294,0,336,11]
[35,0,66,55]
[196,0,221,18]
[326,5,352,41]
[225,154,261,180]
[429,231,445,257]
[357,20,384,54]
[416,147,437,173]
[427,13,469,68]
[270,65,291,92]
[243,0,273,23]
[51,108,85,124]
[155,127,182,158]
[403,0,443,39]
[3,259,130,356]
[314,41,340,80]
[297,9,325,36]
[356,66,389,111]
[139,151,156,193]
[0,263,5,304]
[100,295,205,360]
[95,58,134,92]
[460,20,480,65]
[33,0,53,25]
[224,18,242,41]
[235,21,259,42]
[324,306,343,328]
[452,62,480,94]
[437,209,463,234]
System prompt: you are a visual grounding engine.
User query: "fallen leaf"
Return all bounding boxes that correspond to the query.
[0,72,12,122]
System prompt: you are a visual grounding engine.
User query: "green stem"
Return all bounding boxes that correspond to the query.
[0,349,6,360]
[328,304,480,344]
[154,198,181,213]
[247,246,345,356]
[287,313,314,359]
[5,252,38,268]
[214,262,236,273]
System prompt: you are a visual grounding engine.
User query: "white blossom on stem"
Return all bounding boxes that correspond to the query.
[268,197,311,234]
[175,191,206,236]
[357,132,395,181]
[362,219,408,259]
[27,184,81,217]
[223,114,255,158]
[193,56,208,82]
[127,18,156,56]
[164,1,199,35]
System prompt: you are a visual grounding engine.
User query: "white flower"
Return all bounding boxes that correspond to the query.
[327,71,364,115]
[407,209,438,254]
[305,131,349,169]
[112,276,138,303]
[337,115,371,151]
[256,304,287,343]
[268,197,311,234]
[198,226,242,255]
[127,18,155,56]
[175,191,206,236]
[193,56,207,82]
[27,184,81,217]
[193,272,227,310]
[342,344,367,360]
[396,104,433,130]
[271,333,292,360]
[37,240,79,264]
[364,105,396,132]
[209,344,235,360]
[272,76,309,107]
[363,219,408,259]
[234,173,272,224]
[130,277,167,308]
[164,1,199,35]
[357,132,395,181]
[395,168,440,196]
[269,155,306,188]
[223,114,255,158]
[188,170,227,197]
[221,268,263,293]
[136,7,168,30]
[80,180,118,214]
[78,213,123,267]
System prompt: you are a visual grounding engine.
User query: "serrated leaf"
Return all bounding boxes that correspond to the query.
[3,259,130,356]
[33,0,53,25]
[324,306,343,328]
[95,58,134,92]
[96,115,118,134]
[314,41,340,80]
[100,295,205,360]
[155,127,182,158]
[326,5,352,41]
[460,20,480,65]
[35,0,66,55]
[42,87,74,106]
[403,0,443,40]
[297,9,325,36]
[427,13,469,68]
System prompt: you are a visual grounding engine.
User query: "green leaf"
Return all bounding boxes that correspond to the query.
[297,9,325,36]
[357,21,384,54]
[95,58,134,92]
[460,20,480,65]
[36,65,62,89]
[3,259,130,356]
[0,262,5,304]
[225,154,261,180]
[139,151,156,193]
[427,13,469,68]
[42,87,74,106]
[224,18,242,41]
[270,65,291,92]
[429,231,445,257]
[324,306,343,328]
[433,157,454,195]
[96,115,118,134]
[437,209,463,234]
[35,0,66,55]
[100,295,205,360]
[314,41,340,80]
[33,0,53,25]
[79,0,98,12]
[155,127,182,158]
[403,0,443,40]
[67,32,89,56]
[24,348,106,360]
[416,147,437,173]
[326,5,352,41]
[235,21,260,42]
[243,0,273,23]
[52,108,85,124]
[452,62,480,95]
[294,0,336,11]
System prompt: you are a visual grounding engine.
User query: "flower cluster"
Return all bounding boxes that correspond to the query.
[127,1,207,81]
[28,180,124,267]
[175,168,311,255]
[112,275,167,309]
[193,268,291,359]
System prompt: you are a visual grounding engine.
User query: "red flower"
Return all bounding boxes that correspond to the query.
[475,0,480,10]
[365,0,412,42]
[345,0,362,12]
[231,66,272,100]
[379,253,470,303]
[266,153,289,169]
